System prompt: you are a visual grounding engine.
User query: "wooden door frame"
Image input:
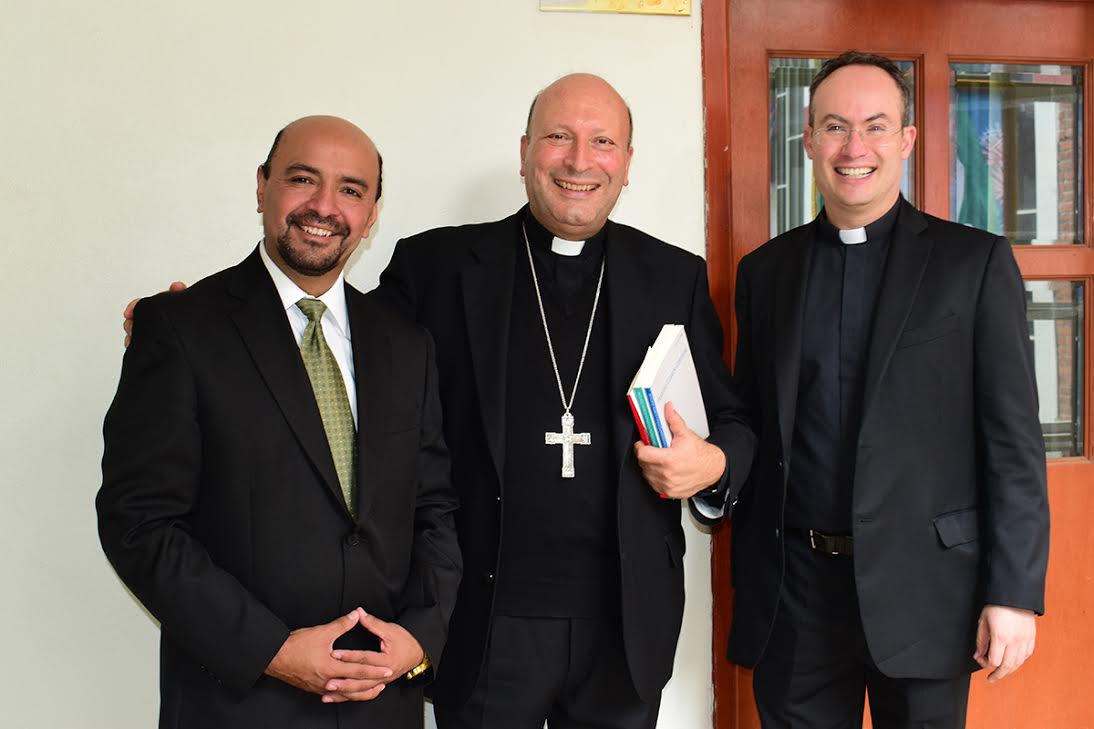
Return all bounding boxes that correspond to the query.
[700,2,1094,728]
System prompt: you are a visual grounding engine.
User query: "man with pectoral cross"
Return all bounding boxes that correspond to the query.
[376,74,756,729]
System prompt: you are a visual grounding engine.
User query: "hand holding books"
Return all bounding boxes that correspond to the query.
[634,402,727,500]
[628,325,728,499]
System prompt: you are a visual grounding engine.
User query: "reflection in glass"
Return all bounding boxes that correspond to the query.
[951,64,1083,245]
[769,58,915,237]
[1026,280,1085,457]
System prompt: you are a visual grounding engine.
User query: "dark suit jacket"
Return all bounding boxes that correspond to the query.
[377,209,756,705]
[97,250,462,729]
[719,199,1049,678]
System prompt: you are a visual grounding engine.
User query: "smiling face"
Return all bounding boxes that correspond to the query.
[520,74,633,241]
[256,116,380,295]
[804,64,916,229]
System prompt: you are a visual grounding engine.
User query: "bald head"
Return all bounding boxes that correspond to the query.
[520,73,635,241]
[262,115,384,201]
[526,74,633,147]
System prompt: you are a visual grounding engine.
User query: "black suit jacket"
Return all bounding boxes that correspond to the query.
[377,209,756,705]
[719,199,1049,678]
[97,250,462,728]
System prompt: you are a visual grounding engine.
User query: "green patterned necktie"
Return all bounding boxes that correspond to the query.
[296,298,358,518]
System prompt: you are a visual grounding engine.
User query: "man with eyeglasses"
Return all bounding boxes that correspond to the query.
[695,51,1049,728]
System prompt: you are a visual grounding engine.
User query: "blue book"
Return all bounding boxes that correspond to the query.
[632,387,661,446]
[644,387,668,447]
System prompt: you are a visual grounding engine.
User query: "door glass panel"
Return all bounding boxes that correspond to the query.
[950,63,1084,245]
[769,57,915,237]
[1026,280,1085,457]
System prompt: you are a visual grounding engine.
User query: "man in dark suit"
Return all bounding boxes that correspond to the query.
[98,116,462,729]
[696,52,1050,729]
[376,74,755,729]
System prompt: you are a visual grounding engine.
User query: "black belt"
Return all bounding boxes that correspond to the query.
[808,529,853,556]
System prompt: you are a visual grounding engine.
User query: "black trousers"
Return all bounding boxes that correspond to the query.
[753,531,971,729]
[434,614,660,729]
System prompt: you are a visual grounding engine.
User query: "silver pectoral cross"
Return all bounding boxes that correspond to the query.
[545,411,591,479]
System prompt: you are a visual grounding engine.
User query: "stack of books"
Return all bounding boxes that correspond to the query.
[627,324,709,447]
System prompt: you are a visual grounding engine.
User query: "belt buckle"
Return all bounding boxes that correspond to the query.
[809,528,841,556]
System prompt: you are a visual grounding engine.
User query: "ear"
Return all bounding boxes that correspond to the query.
[519,135,529,178]
[340,204,378,264]
[803,108,816,161]
[900,125,918,161]
[360,202,380,240]
[623,145,634,187]
[256,165,267,212]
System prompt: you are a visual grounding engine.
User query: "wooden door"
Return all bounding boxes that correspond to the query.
[701,1,1094,727]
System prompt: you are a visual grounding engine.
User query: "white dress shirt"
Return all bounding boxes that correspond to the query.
[258,241,358,427]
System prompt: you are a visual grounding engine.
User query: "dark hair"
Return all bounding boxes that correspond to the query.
[809,51,912,127]
[260,128,285,180]
[524,85,635,147]
[260,127,384,202]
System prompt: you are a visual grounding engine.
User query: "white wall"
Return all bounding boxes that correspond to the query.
[0,2,713,726]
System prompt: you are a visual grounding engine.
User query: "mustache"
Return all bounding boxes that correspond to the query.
[287,212,349,237]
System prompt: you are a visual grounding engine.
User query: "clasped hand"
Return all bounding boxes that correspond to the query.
[264,607,424,703]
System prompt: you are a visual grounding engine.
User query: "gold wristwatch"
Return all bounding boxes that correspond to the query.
[404,654,432,684]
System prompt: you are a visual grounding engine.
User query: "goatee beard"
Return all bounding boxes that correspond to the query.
[276,213,349,277]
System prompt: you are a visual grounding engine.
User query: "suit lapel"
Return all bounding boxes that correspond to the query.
[348,287,389,522]
[461,215,517,488]
[860,201,932,422]
[228,249,346,514]
[604,223,663,470]
[773,225,814,461]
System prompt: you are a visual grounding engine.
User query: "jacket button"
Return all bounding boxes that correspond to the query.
[485,572,495,584]
[774,528,780,539]
[344,532,361,547]
[775,458,784,469]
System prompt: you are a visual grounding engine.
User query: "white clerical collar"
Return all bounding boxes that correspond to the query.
[551,237,586,256]
[258,240,351,339]
[839,227,868,245]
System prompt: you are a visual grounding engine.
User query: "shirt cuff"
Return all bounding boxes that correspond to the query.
[691,490,730,520]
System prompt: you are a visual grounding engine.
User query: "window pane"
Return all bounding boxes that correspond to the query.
[950,63,1084,245]
[1026,280,1085,457]
[769,58,915,237]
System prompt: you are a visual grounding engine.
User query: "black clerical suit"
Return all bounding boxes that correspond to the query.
[378,208,756,727]
[703,198,1049,727]
[97,249,462,729]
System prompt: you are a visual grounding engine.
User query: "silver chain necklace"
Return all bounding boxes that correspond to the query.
[522,223,605,478]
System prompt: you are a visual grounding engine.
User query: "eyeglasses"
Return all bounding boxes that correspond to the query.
[812,123,903,147]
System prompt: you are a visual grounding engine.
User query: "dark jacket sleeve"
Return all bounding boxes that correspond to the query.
[974,237,1049,613]
[395,330,463,674]
[96,297,289,694]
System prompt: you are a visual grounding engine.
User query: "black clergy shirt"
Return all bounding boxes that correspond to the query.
[494,209,619,618]
[783,197,901,533]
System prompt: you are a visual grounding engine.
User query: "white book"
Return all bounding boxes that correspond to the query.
[627,324,709,447]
